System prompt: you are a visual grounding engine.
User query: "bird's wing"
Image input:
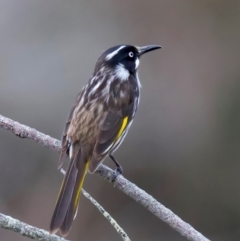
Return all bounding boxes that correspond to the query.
[89,101,134,173]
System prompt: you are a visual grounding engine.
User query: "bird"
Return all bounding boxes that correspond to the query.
[49,44,161,236]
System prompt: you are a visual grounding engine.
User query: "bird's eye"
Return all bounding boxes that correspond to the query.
[129,52,134,58]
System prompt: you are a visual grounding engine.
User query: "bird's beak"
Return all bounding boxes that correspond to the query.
[137,45,162,56]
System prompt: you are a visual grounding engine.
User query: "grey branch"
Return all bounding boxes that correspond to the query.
[0,213,69,241]
[81,189,131,241]
[0,114,211,241]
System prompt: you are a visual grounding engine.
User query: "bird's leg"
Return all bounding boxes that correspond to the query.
[109,154,123,182]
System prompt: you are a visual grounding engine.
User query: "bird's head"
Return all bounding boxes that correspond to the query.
[95,45,161,80]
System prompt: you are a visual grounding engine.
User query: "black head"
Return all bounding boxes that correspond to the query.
[96,45,161,79]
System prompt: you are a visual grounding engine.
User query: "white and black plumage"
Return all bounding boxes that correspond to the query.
[50,44,161,236]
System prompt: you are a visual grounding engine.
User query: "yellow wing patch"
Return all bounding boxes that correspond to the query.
[116,116,128,141]
[104,116,128,154]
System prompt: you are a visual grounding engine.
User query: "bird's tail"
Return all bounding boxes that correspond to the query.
[50,145,90,237]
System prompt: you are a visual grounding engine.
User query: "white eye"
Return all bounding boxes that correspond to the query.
[129,52,134,58]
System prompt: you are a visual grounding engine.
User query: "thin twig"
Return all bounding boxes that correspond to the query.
[82,190,130,241]
[0,213,69,241]
[0,114,211,241]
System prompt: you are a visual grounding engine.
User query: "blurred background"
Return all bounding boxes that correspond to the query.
[0,1,240,240]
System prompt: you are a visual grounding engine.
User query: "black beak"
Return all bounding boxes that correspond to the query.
[138,45,162,56]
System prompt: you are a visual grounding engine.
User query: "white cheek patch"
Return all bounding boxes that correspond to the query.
[115,64,130,81]
[135,58,140,69]
[105,46,125,60]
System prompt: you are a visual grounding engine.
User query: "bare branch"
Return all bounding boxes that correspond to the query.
[97,165,209,241]
[0,114,211,241]
[0,213,69,241]
[0,114,61,152]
